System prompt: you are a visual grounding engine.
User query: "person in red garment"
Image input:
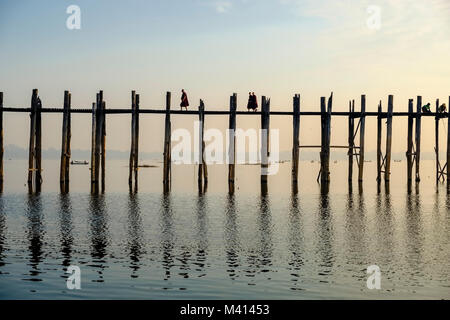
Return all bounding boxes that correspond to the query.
[180,89,189,111]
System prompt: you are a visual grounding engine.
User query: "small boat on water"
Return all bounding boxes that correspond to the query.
[71,160,89,165]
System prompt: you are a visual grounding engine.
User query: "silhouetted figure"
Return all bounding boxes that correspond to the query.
[247,92,258,112]
[422,103,431,113]
[439,103,447,114]
[247,92,253,111]
[180,89,189,111]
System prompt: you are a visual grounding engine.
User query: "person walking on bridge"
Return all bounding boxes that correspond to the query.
[180,89,189,111]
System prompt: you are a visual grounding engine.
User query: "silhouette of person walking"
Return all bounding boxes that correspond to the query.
[180,89,189,111]
[247,92,258,112]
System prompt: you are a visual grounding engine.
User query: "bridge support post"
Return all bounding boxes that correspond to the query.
[385,95,393,182]
[415,96,422,182]
[348,100,354,182]
[358,95,366,182]
[435,99,440,184]
[228,93,237,194]
[407,99,414,186]
[320,94,332,184]
[163,92,171,193]
[0,92,3,192]
[198,99,207,192]
[261,96,270,192]
[377,101,382,183]
[292,94,300,185]
[60,90,71,193]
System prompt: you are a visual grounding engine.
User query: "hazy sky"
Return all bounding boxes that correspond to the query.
[0,0,449,154]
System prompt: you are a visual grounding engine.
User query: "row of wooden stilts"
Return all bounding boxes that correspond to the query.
[0,90,449,194]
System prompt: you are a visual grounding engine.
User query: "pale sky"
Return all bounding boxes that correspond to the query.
[0,0,449,155]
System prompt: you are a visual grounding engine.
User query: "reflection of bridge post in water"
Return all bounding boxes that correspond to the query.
[224,193,240,280]
[374,191,394,269]
[243,194,273,283]
[160,193,175,281]
[127,192,145,278]
[0,197,5,268]
[404,192,424,279]
[58,194,74,268]
[25,194,45,281]
[194,193,209,277]
[344,187,368,279]
[288,193,305,291]
[315,193,334,281]
[88,194,109,282]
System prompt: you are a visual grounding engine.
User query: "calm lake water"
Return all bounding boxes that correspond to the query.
[0,159,449,299]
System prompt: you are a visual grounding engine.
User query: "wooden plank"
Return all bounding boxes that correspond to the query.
[385,95,393,182]
[228,93,237,193]
[292,94,300,183]
[407,99,413,182]
[163,92,171,191]
[415,96,422,182]
[358,95,366,182]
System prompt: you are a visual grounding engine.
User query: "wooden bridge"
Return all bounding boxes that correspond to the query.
[0,90,449,194]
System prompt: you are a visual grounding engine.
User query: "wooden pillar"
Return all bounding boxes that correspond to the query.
[415,96,422,182]
[348,100,354,182]
[134,94,139,189]
[228,93,237,192]
[65,93,71,191]
[90,102,96,188]
[129,91,136,187]
[60,91,70,190]
[0,92,3,188]
[101,100,106,192]
[93,91,104,192]
[292,94,300,183]
[198,100,207,190]
[320,97,327,183]
[320,94,332,183]
[377,101,382,182]
[358,95,366,182]
[407,99,414,182]
[35,92,42,193]
[261,96,270,184]
[435,99,440,184]
[385,95,393,182]
[447,96,450,189]
[28,89,38,192]
[163,92,171,192]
